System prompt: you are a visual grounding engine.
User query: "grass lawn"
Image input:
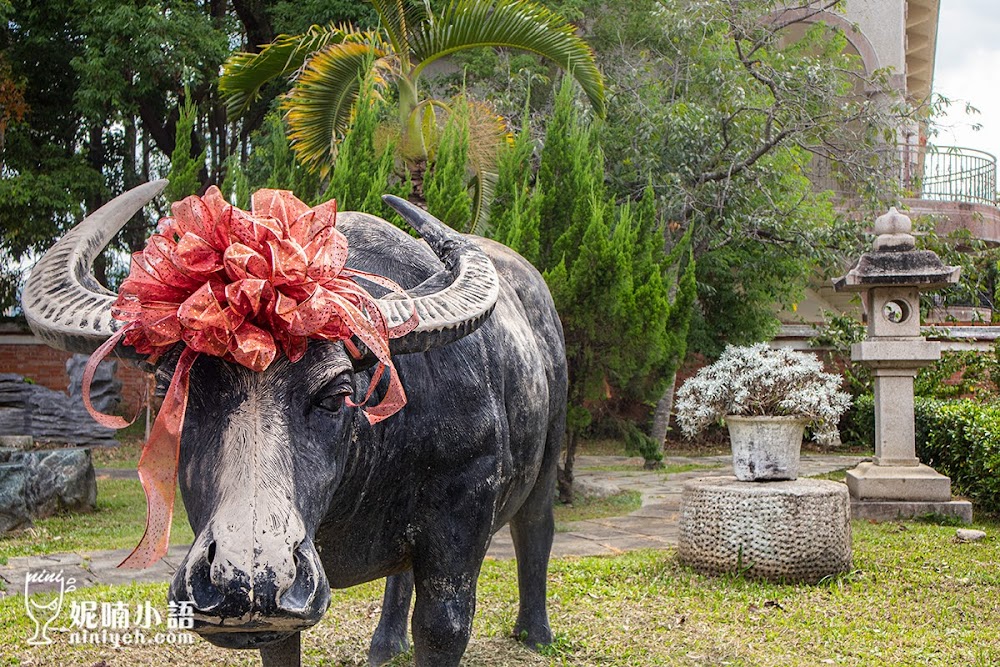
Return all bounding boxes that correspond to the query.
[0,479,193,566]
[1,519,997,666]
[91,429,144,469]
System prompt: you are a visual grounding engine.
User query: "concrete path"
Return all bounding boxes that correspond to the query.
[488,453,862,559]
[0,454,863,597]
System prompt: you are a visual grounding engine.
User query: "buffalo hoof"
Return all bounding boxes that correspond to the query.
[513,623,553,650]
[368,636,410,666]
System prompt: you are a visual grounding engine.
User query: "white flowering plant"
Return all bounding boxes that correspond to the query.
[675,343,851,442]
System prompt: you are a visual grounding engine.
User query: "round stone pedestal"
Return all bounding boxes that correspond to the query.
[679,477,851,584]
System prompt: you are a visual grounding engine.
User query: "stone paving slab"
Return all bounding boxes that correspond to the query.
[0,545,190,597]
[1,454,864,596]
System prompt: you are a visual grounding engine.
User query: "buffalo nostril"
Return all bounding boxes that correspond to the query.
[207,541,217,565]
[278,544,326,617]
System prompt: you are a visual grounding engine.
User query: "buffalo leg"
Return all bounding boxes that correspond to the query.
[410,489,494,667]
[369,570,414,666]
[259,631,300,667]
[509,460,556,648]
[410,565,480,667]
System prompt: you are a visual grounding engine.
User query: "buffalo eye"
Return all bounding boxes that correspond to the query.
[313,381,352,414]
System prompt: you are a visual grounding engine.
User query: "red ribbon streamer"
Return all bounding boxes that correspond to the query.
[82,187,417,568]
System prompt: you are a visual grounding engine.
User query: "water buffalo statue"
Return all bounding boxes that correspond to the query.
[21,181,568,667]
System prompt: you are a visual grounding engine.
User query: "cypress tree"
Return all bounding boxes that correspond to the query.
[325,72,400,219]
[489,102,536,245]
[165,93,206,203]
[528,81,699,495]
[424,99,473,231]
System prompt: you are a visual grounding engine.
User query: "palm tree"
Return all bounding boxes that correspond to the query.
[219,0,604,226]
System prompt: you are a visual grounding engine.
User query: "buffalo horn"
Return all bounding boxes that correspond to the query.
[378,195,500,355]
[21,180,169,355]
[21,184,498,360]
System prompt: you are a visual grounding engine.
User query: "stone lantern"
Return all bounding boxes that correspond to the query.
[834,208,971,522]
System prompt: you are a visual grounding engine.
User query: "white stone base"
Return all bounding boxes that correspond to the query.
[846,462,952,502]
[850,499,972,523]
[678,477,851,584]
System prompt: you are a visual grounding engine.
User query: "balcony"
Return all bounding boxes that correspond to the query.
[785,144,1000,336]
[810,143,1000,245]
[899,144,997,207]
[896,144,1000,247]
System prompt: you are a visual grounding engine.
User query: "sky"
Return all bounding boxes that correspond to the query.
[932,0,1000,161]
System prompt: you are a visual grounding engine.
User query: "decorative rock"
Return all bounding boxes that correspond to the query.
[0,448,97,532]
[0,462,32,533]
[955,528,986,543]
[26,449,97,516]
[67,353,122,415]
[574,478,621,500]
[0,373,117,447]
[679,476,851,584]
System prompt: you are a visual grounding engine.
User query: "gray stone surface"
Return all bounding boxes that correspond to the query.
[0,462,31,533]
[0,373,117,447]
[66,353,122,414]
[850,499,972,523]
[678,476,852,584]
[846,462,953,502]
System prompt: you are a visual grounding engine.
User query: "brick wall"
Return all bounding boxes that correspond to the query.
[0,338,150,414]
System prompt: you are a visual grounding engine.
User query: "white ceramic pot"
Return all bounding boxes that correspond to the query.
[726,415,807,482]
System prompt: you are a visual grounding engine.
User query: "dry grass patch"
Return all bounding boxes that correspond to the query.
[1,520,998,666]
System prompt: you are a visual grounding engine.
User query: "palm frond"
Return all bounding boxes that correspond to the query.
[408,0,604,116]
[220,24,370,117]
[470,170,499,236]
[369,0,429,58]
[283,43,389,175]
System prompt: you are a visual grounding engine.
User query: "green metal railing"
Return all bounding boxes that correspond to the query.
[899,144,998,206]
[809,144,999,206]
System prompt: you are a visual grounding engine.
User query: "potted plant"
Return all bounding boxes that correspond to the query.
[675,344,851,481]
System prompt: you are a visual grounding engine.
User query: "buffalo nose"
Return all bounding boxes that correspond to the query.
[276,539,330,617]
[170,531,330,623]
[174,531,251,619]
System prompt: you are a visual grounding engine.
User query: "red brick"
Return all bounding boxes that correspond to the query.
[0,342,150,414]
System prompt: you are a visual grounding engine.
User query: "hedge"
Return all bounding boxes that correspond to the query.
[846,395,1000,514]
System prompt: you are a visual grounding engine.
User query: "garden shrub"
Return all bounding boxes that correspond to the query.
[844,394,1000,513]
[840,393,875,450]
[915,399,1000,514]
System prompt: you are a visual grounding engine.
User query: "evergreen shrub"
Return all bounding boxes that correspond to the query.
[848,394,1000,513]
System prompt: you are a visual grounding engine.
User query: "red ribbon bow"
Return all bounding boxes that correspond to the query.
[83,187,416,568]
